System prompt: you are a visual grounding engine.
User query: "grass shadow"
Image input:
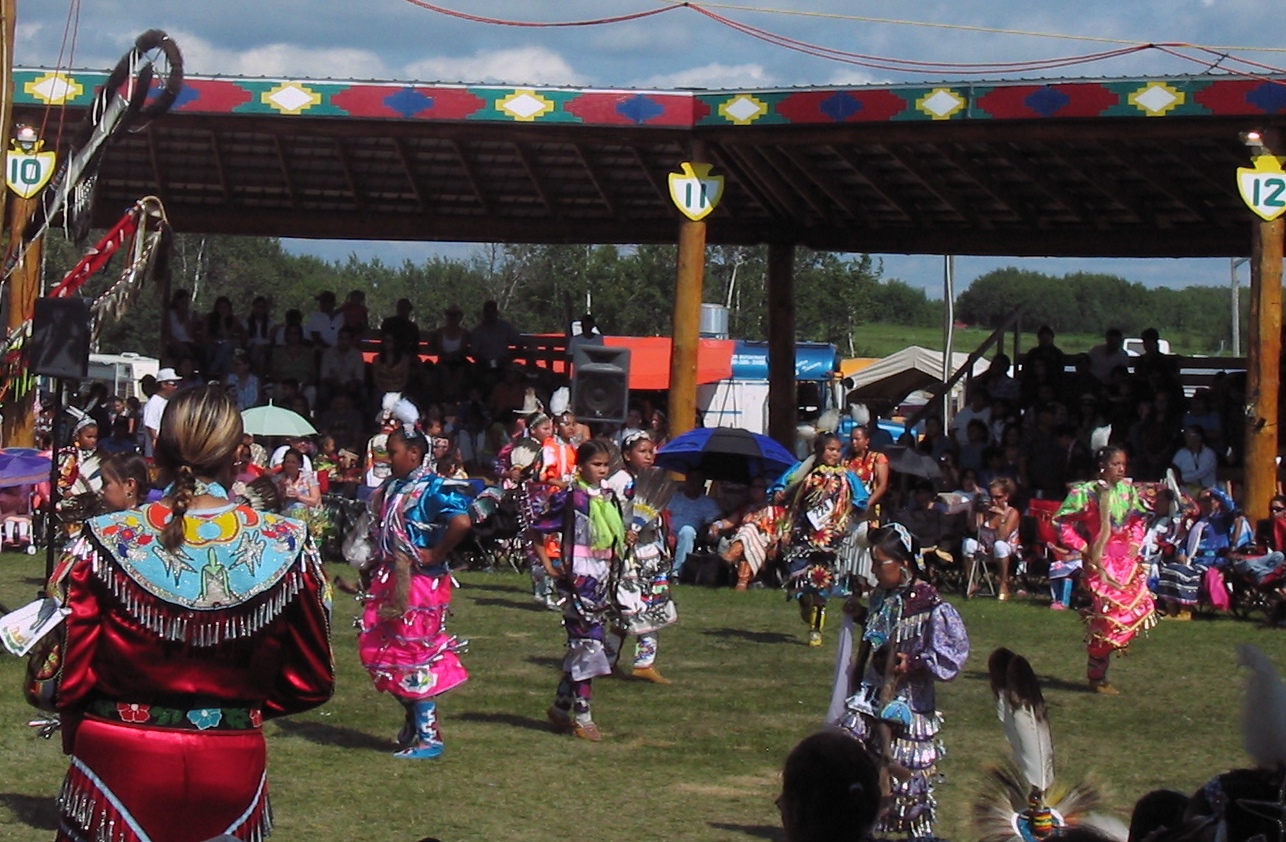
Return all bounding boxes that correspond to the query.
[704,627,795,645]
[0,792,58,831]
[960,667,1092,694]
[525,655,563,670]
[469,597,546,613]
[459,581,525,594]
[271,718,394,752]
[706,822,783,840]
[456,710,555,733]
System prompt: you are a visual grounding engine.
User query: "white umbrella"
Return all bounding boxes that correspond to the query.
[240,403,317,437]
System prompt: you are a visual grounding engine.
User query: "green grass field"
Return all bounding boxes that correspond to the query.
[0,553,1280,842]
[848,324,1230,360]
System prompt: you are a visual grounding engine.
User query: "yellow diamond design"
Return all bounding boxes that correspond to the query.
[718,94,768,125]
[917,88,966,120]
[1128,82,1184,117]
[262,83,322,115]
[497,90,555,122]
[26,72,82,105]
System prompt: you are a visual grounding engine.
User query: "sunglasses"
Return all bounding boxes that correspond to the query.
[1272,506,1286,513]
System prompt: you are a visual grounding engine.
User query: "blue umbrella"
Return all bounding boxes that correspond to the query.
[0,450,52,488]
[655,427,796,484]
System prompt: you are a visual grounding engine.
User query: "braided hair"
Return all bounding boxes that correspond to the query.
[154,386,243,552]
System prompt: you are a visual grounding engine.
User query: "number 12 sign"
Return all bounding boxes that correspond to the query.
[1237,155,1286,221]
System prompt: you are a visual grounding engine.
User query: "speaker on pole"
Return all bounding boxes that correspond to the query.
[29,297,90,380]
[572,345,630,424]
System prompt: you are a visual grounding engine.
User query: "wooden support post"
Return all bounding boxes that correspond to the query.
[767,242,796,450]
[668,217,706,438]
[2,192,40,447]
[1244,129,1284,513]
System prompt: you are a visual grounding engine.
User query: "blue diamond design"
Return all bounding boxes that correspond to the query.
[1247,82,1286,115]
[167,83,198,110]
[617,94,665,124]
[820,92,862,122]
[385,88,434,118]
[1024,87,1070,118]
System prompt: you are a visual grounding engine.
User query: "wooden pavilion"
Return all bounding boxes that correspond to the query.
[7,68,1286,507]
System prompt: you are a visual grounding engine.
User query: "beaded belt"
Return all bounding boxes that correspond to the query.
[89,699,263,730]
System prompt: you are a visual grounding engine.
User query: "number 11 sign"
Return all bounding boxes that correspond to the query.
[1237,155,1286,221]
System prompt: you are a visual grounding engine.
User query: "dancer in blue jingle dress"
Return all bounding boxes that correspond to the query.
[828,524,970,842]
[528,439,624,742]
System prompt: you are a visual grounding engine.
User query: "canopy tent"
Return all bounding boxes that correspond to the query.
[843,346,988,406]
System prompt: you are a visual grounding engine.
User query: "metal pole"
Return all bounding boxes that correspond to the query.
[942,255,955,426]
[1231,256,1248,356]
[767,242,797,449]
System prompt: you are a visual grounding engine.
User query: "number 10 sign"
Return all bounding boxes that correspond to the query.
[1237,155,1286,221]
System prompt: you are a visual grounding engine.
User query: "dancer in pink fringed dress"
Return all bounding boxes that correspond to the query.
[1053,445,1156,694]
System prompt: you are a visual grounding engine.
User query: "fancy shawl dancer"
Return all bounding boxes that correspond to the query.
[46,386,334,842]
[357,395,473,759]
[772,432,870,646]
[1053,446,1156,695]
[827,524,969,841]
[604,431,678,684]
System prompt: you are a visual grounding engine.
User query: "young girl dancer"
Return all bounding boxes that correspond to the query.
[604,431,677,684]
[773,433,870,646]
[529,439,625,741]
[830,524,970,841]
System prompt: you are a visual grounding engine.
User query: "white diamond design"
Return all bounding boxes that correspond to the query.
[502,93,548,120]
[723,96,763,123]
[921,89,964,118]
[268,85,316,113]
[32,75,76,103]
[1133,84,1178,114]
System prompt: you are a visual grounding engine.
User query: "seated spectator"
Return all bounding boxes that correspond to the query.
[243,295,276,372]
[380,298,421,357]
[270,436,314,473]
[916,415,956,462]
[778,730,881,842]
[224,349,262,410]
[665,469,723,581]
[980,353,1020,402]
[951,389,991,447]
[1171,425,1218,492]
[1132,327,1182,405]
[1155,486,1241,620]
[304,290,343,350]
[962,477,1021,599]
[470,299,522,372]
[271,325,317,395]
[1020,325,1065,407]
[958,419,990,474]
[371,330,411,395]
[1088,327,1130,384]
[721,478,782,590]
[340,289,369,334]
[99,416,140,456]
[204,295,244,379]
[276,447,326,542]
[428,304,471,401]
[1231,494,1286,589]
[1181,390,1223,453]
[164,287,200,364]
[318,392,366,454]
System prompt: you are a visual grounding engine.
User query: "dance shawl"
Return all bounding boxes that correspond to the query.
[52,501,334,842]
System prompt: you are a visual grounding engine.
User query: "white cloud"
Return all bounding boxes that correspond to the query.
[402,47,585,86]
[635,63,776,90]
[170,30,391,80]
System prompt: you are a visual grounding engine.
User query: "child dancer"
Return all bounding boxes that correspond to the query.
[829,524,970,841]
[604,431,677,684]
[529,439,624,741]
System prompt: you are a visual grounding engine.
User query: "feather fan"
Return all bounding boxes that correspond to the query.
[999,650,1055,795]
[509,439,543,474]
[624,467,677,532]
[391,396,420,430]
[973,764,1109,842]
[235,475,281,513]
[378,392,402,422]
[1238,643,1286,771]
[550,386,570,416]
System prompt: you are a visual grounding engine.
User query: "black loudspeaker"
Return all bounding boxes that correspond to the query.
[572,345,630,423]
[29,297,90,379]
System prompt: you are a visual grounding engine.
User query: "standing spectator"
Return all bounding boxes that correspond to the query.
[340,289,370,334]
[1132,327,1182,405]
[163,288,200,365]
[203,295,245,380]
[243,295,276,372]
[951,389,991,447]
[380,298,421,357]
[275,308,304,347]
[319,327,367,406]
[566,313,604,361]
[470,299,523,373]
[428,305,471,401]
[1020,325,1066,406]
[979,353,1020,402]
[1087,328,1130,384]
[304,290,343,350]
[141,368,181,458]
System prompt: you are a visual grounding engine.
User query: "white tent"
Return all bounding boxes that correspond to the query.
[844,345,988,406]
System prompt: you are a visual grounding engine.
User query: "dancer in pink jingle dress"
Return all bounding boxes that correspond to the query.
[1053,445,1156,694]
[358,418,473,759]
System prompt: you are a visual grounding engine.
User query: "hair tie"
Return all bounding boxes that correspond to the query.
[890,522,913,555]
[621,429,652,449]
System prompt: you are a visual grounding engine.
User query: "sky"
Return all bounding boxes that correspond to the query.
[14,0,1282,296]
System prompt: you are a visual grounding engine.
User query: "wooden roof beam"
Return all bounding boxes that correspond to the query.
[716,143,802,221]
[513,142,559,220]
[449,139,491,216]
[751,145,834,223]
[879,144,981,227]
[207,130,232,204]
[271,135,298,208]
[830,146,916,224]
[778,146,873,227]
[705,142,780,220]
[1102,140,1221,225]
[1001,143,1127,229]
[934,144,1024,219]
[391,137,428,214]
[571,144,616,218]
[332,137,364,212]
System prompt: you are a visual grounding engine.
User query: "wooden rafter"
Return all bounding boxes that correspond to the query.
[1001,142,1129,230]
[778,146,871,227]
[271,134,297,208]
[571,144,615,217]
[934,143,1023,221]
[714,143,800,220]
[879,143,979,227]
[391,137,427,214]
[207,130,232,204]
[332,137,364,212]
[830,145,916,224]
[1102,140,1222,225]
[512,142,558,219]
[751,145,832,222]
[449,139,491,216]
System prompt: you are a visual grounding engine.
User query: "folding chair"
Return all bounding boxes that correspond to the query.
[965,547,998,597]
